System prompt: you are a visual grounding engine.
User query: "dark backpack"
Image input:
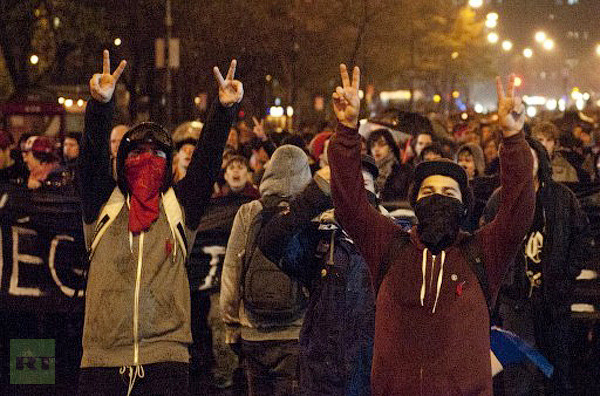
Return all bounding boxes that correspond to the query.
[380,230,492,316]
[241,198,308,328]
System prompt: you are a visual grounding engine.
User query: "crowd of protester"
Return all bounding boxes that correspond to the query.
[0,52,599,396]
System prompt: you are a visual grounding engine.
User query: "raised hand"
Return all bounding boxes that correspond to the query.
[496,74,525,138]
[213,60,244,107]
[252,116,267,141]
[89,50,127,103]
[332,64,360,129]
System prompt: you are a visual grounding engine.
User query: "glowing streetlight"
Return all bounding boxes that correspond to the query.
[523,48,533,58]
[451,51,459,60]
[452,91,460,99]
[114,38,122,46]
[514,77,523,87]
[77,99,84,107]
[433,94,442,103]
[486,12,499,21]
[485,19,497,29]
[543,39,555,51]
[487,32,499,44]
[535,31,547,43]
[502,40,513,51]
[65,99,73,107]
[58,97,65,104]
[469,0,483,8]
[29,55,39,65]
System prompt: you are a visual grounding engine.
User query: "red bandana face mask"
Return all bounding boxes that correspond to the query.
[124,152,166,233]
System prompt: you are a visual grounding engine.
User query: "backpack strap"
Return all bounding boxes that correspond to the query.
[377,230,411,295]
[459,234,491,316]
[240,200,265,288]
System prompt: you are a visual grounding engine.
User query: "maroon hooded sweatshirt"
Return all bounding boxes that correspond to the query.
[329,124,534,396]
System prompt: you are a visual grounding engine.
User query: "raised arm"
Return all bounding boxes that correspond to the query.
[257,176,332,284]
[176,60,243,229]
[328,64,398,282]
[79,50,126,223]
[477,75,535,300]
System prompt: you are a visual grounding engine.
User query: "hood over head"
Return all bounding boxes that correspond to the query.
[259,144,311,199]
[117,122,173,195]
[456,143,485,178]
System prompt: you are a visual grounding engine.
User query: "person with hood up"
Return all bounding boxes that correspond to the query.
[328,64,535,396]
[256,156,381,396]
[483,137,591,396]
[220,144,312,396]
[456,142,499,232]
[77,50,243,396]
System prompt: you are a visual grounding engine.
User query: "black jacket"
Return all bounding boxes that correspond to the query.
[483,180,591,306]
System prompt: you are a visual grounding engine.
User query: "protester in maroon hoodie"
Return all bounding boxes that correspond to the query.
[328,65,535,396]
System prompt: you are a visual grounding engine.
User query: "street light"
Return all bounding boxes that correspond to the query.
[523,48,533,58]
[29,55,39,65]
[543,39,555,51]
[487,32,499,44]
[486,12,499,21]
[535,31,547,43]
[469,0,483,8]
[485,19,497,29]
[114,38,122,46]
[502,40,513,51]
[451,51,459,60]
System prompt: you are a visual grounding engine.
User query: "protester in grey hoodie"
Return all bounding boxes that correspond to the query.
[221,144,312,396]
[77,51,242,396]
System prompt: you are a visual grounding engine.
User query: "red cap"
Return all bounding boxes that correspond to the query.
[24,136,57,155]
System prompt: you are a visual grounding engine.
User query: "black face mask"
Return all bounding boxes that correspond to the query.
[414,194,464,255]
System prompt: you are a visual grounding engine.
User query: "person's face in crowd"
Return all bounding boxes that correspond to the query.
[417,175,462,202]
[480,126,492,142]
[110,125,129,158]
[423,151,442,162]
[320,139,330,168]
[224,160,249,193]
[580,131,592,146]
[533,134,555,157]
[457,151,476,180]
[237,122,254,145]
[0,147,12,168]
[415,134,433,157]
[227,128,239,149]
[177,143,195,171]
[371,137,391,162]
[572,126,582,140]
[483,140,498,164]
[250,147,269,171]
[63,137,80,160]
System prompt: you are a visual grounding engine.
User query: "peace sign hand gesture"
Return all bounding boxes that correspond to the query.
[89,50,127,103]
[497,74,526,138]
[213,60,244,107]
[332,64,361,129]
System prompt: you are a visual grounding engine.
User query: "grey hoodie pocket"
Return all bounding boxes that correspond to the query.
[139,288,186,341]
[86,289,133,349]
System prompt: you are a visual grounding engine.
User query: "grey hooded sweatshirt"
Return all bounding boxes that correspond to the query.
[220,145,312,343]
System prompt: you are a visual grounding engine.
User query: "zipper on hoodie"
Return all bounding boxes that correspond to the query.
[133,232,144,365]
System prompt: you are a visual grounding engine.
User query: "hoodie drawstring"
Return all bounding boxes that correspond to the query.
[420,248,446,313]
[120,365,145,396]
